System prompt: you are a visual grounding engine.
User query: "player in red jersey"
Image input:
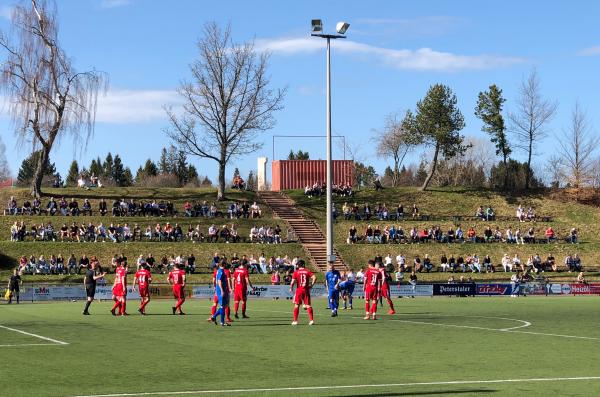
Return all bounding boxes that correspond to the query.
[208,261,234,322]
[168,263,186,315]
[133,264,152,315]
[233,263,253,319]
[111,261,128,316]
[376,261,395,315]
[290,260,317,325]
[363,260,381,320]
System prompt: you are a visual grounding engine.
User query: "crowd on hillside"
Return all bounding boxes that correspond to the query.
[361,252,584,279]
[16,251,302,279]
[304,182,353,198]
[347,224,579,245]
[3,196,263,219]
[9,221,285,244]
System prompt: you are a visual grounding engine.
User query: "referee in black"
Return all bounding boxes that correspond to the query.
[83,258,106,315]
[7,269,22,304]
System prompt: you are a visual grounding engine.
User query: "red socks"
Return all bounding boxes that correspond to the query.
[307,307,314,321]
[370,302,378,314]
[387,298,395,311]
[365,301,370,314]
[175,299,184,311]
[121,301,126,315]
[293,306,299,321]
[234,302,239,314]
[225,306,231,320]
[111,300,120,312]
[211,305,216,316]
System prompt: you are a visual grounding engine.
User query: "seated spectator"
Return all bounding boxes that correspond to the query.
[483,255,493,273]
[249,225,259,243]
[439,254,449,272]
[47,197,58,215]
[69,198,80,216]
[364,225,374,243]
[526,206,536,221]
[467,226,476,242]
[208,224,219,242]
[59,197,68,216]
[342,202,351,220]
[81,199,92,215]
[98,198,108,216]
[21,200,32,215]
[483,226,493,242]
[250,202,262,219]
[572,254,582,272]
[472,255,481,273]
[475,206,485,220]
[363,203,372,220]
[32,198,42,215]
[413,255,422,272]
[545,226,556,243]
[485,206,495,221]
[577,272,587,284]
[347,225,358,244]
[546,254,557,272]
[569,228,578,244]
[523,227,535,244]
[516,205,525,222]
[6,196,18,215]
[423,254,433,273]
[396,203,404,220]
[411,204,419,220]
[512,254,521,272]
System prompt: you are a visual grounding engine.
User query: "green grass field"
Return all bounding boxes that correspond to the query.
[2,296,600,397]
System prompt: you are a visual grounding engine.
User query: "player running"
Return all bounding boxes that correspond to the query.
[133,264,152,315]
[363,260,381,320]
[233,263,253,319]
[325,264,341,317]
[111,260,128,316]
[377,261,396,315]
[168,263,186,315]
[339,269,355,310]
[290,260,317,325]
[209,260,231,326]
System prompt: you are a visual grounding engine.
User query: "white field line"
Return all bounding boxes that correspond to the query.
[0,324,69,345]
[248,308,599,341]
[0,343,65,347]
[66,376,600,397]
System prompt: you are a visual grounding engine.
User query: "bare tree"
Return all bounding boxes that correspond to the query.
[373,111,417,187]
[165,23,285,200]
[508,68,557,190]
[556,102,599,189]
[0,135,10,180]
[0,0,106,197]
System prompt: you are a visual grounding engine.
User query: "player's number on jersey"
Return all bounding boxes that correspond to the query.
[300,274,307,287]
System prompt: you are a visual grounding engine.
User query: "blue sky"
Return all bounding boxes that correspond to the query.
[1,0,599,183]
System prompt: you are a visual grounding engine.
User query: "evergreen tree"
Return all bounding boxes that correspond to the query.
[415,160,428,185]
[66,160,80,186]
[354,162,376,188]
[16,151,57,187]
[89,158,103,178]
[103,153,114,181]
[135,166,145,184]
[475,84,511,190]
[121,167,133,187]
[405,84,467,191]
[187,165,198,181]
[175,150,189,184]
[143,159,158,177]
[159,147,169,174]
[201,176,212,186]
[247,170,256,191]
[112,155,126,186]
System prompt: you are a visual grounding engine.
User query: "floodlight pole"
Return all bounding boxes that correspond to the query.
[312,31,346,264]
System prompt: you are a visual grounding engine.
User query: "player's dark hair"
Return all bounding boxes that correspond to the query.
[297,259,305,268]
[367,259,375,266]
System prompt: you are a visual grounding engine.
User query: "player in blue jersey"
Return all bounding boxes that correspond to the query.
[339,269,356,310]
[325,264,341,317]
[208,260,231,327]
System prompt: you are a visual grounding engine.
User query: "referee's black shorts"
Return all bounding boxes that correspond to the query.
[86,285,95,299]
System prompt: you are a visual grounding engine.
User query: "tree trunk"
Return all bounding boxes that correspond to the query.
[525,137,533,189]
[502,155,509,191]
[30,145,50,198]
[420,145,439,191]
[217,148,227,200]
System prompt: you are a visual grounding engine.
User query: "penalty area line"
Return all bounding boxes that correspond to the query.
[0,324,69,345]
[67,376,600,397]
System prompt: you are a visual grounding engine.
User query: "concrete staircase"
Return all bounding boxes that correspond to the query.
[259,191,347,272]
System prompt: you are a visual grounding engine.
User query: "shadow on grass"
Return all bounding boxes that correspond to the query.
[340,389,496,397]
[0,252,17,269]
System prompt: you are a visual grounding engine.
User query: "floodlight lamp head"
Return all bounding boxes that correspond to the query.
[336,21,350,34]
[311,19,323,33]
